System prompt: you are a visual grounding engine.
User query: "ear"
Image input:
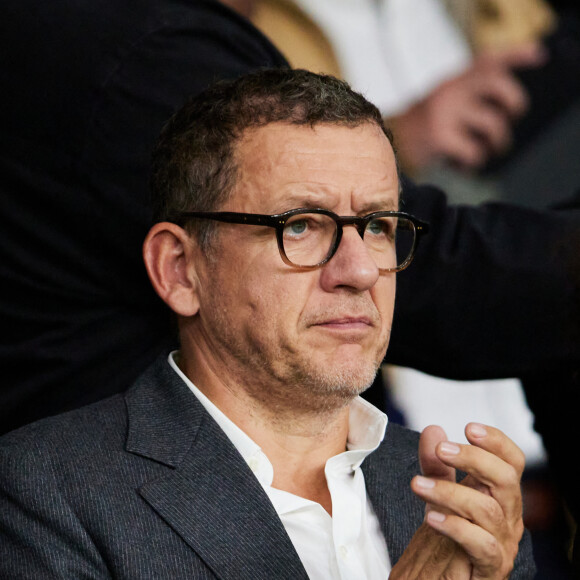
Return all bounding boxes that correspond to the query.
[143,222,201,317]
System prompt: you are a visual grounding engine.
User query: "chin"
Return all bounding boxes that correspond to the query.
[307,358,380,401]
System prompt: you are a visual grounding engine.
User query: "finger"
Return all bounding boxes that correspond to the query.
[463,424,525,523]
[442,548,473,578]
[418,426,457,518]
[419,425,454,481]
[426,511,517,580]
[437,128,489,169]
[419,442,522,531]
[418,533,465,580]
[482,41,548,70]
[413,475,517,537]
[464,423,526,479]
[460,473,492,497]
[459,103,513,155]
[435,440,523,525]
[413,475,525,575]
[472,70,530,119]
[437,427,525,493]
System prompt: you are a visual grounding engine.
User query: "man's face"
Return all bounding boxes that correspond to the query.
[187,122,399,412]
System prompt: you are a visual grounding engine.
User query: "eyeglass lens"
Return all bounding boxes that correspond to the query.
[281,213,415,270]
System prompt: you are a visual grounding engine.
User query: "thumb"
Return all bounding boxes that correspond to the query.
[419,425,455,482]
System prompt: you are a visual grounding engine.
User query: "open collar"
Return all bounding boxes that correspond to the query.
[124,355,309,580]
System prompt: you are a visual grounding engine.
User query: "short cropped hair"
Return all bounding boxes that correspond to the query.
[150,68,395,246]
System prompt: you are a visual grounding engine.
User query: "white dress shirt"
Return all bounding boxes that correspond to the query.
[169,352,391,579]
[291,0,471,116]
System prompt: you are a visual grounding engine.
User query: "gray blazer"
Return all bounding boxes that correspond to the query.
[0,356,535,578]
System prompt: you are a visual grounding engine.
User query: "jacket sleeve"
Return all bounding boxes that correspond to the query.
[386,179,580,379]
[511,529,538,579]
[0,0,289,434]
[0,433,111,579]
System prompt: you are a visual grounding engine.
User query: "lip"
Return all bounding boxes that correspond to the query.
[312,316,374,329]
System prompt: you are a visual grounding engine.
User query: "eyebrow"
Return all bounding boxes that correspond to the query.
[275,193,400,215]
[356,199,399,213]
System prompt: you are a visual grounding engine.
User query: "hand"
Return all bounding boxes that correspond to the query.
[390,43,547,172]
[411,423,526,579]
[390,426,472,578]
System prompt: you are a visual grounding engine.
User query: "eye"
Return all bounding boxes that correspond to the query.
[366,218,394,239]
[367,220,384,235]
[286,219,308,236]
[282,212,336,258]
[283,213,328,239]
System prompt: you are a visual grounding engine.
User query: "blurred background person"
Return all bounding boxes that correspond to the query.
[252,0,580,209]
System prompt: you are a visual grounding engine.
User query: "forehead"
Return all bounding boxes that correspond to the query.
[229,122,399,213]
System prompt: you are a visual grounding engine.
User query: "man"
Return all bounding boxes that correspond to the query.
[1,0,579,437]
[0,69,534,578]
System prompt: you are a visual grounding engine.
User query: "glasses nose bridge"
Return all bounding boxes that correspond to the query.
[336,215,367,239]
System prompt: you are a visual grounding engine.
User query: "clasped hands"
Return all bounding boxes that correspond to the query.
[391,423,526,579]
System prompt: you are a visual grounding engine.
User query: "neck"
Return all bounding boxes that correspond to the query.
[177,349,352,515]
[266,413,348,515]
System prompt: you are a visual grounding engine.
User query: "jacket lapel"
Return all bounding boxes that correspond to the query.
[124,356,309,580]
[362,423,424,566]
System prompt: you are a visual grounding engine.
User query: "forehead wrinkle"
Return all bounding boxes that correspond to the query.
[260,179,399,215]
[231,122,399,213]
[356,197,399,214]
[232,176,399,216]
[268,180,340,212]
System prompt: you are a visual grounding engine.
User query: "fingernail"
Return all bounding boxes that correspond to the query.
[427,511,446,524]
[468,423,487,438]
[439,442,460,456]
[415,476,435,489]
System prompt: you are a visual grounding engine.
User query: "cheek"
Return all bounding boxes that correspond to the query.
[247,273,307,316]
[244,271,318,337]
[375,276,396,324]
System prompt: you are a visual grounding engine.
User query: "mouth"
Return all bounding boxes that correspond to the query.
[312,316,374,330]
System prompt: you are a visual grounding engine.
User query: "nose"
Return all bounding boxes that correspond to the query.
[319,226,380,292]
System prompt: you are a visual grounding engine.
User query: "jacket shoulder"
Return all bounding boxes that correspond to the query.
[0,394,127,466]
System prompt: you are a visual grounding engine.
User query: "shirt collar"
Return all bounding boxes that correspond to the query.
[345,396,388,470]
[168,351,265,470]
[168,351,387,481]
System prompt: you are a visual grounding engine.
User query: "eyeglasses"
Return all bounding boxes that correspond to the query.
[170,208,429,272]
